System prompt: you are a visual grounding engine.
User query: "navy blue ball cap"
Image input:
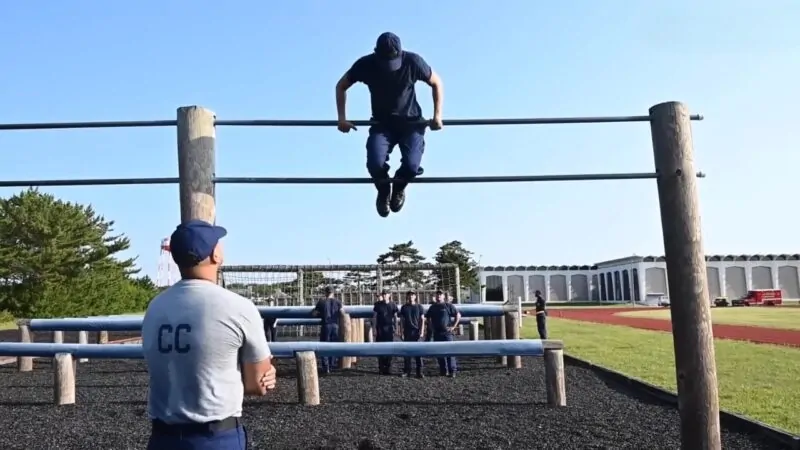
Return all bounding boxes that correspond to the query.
[375,32,403,71]
[169,219,227,267]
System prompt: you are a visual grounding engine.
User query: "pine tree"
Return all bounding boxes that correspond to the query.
[434,240,480,293]
[376,241,427,289]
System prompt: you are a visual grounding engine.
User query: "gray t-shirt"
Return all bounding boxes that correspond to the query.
[142,279,271,424]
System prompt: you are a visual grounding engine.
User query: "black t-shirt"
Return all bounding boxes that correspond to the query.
[399,303,424,331]
[425,302,458,334]
[535,296,547,314]
[313,297,343,325]
[346,51,432,122]
[373,300,399,330]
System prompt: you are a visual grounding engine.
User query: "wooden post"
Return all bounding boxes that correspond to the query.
[543,341,566,407]
[350,317,359,365]
[650,101,721,450]
[468,320,479,341]
[295,351,320,406]
[495,316,507,366]
[482,317,492,340]
[96,331,108,344]
[177,106,217,224]
[504,312,521,369]
[337,312,352,369]
[78,331,88,363]
[364,320,374,343]
[17,321,33,372]
[53,330,64,344]
[54,353,76,405]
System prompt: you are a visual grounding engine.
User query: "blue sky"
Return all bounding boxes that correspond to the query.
[0,2,797,280]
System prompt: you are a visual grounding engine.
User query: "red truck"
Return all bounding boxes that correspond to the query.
[731,289,783,307]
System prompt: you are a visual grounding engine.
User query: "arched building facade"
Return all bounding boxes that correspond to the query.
[480,254,800,303]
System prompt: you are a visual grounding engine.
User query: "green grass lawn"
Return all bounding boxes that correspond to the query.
[618,307,800,330]
[522,318,800,434]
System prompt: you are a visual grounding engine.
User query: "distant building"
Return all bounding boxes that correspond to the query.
[479,254,800,303]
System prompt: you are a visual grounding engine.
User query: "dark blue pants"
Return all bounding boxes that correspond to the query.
[319,324,339,371]
[433,331,457,374]
[376,329,395,373]
[402,330,423,374]
[366,123,426,191]
[536,314,548,339]
[147,424,247,450]
[263,319,277,342]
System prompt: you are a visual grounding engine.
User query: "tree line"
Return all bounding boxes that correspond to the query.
[0,189,159,319]
[224,240,480,298]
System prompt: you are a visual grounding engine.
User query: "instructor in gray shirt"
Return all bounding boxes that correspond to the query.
[142,220,276,450]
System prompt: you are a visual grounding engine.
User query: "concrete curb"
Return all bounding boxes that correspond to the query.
[564,353,800,450]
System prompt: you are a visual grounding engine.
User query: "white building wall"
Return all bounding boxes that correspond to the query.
[480,254,800,303]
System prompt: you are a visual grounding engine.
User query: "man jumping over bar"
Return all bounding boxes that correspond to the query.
[335,32,445,218]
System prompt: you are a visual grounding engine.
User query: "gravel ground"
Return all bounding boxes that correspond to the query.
[0,351,786,450]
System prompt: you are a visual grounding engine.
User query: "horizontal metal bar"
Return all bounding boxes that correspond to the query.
[0,172,708,188]
[0,339,559,358]
[0,114,704,131]
[217,115,704,127]
[0,120,177,131]
[0,177,180,188]
[221,263,456,273]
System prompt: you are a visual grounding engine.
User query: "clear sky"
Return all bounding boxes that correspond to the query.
[0,2,797,280]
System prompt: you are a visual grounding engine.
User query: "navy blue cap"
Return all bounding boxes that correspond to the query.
[374,32,403,71]
[169,220,227,267]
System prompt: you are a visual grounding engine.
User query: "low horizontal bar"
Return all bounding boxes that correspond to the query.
[0,172,706,188]
[256,304,514,320]
[0,114,704,131]
[24,305,511,331]
[221,263,456,273]
[0,339,561,359]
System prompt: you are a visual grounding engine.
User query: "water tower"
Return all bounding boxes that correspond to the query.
[156,238,180,287]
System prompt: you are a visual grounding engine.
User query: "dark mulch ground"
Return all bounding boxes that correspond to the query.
[0,351,786,450]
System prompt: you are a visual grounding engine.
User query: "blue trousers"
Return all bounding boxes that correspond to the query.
[319,324,339,371]
[536,314,548,339]
[433,332,457,374]
[402,330,423,374]
[366,123,426,191]
[147,424,247,450]
[376,329,395,373]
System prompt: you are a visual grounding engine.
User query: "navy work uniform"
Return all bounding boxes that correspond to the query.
[534,290,548,339]
[372,291,399,375]
[263,316,278,343]
[423,298,435,342]
[344,32,435,217]
[425,294,461,377]
[313,287,343,374]
[399,292,425,378]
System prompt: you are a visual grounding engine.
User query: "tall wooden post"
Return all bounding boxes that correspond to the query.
[494,316,507,366]
[504,312,521,368]
[650,101,720,450]
[17,321,33,372]
[337,312,352,369]
[177,106,216,224]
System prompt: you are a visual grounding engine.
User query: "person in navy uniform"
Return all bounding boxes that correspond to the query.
[311,286,343,375]
[425,289,461,377]
[334,32,445,218]
[424,295,435,342]
[534,290,548,339]
[263,298,278,343]
[372,289,399,375]
[398,291,426,378]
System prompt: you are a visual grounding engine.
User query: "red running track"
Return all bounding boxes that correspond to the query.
[551,307,800,347]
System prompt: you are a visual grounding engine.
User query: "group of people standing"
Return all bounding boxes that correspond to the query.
[265,288,463,378]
